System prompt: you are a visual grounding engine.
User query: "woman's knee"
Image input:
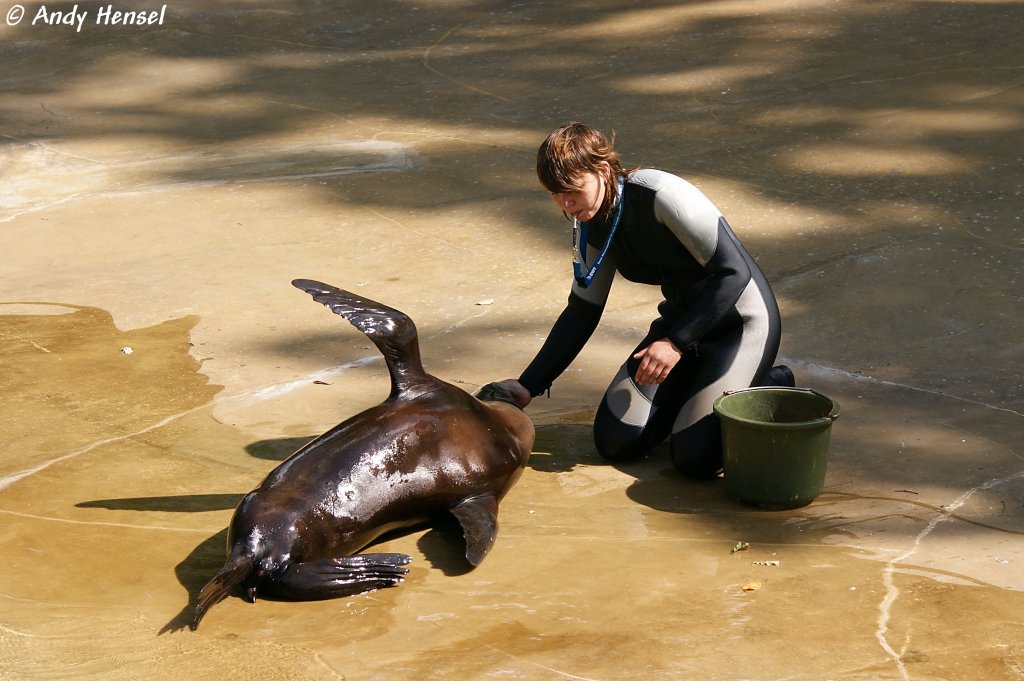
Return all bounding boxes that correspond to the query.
[669,414,723,479]
[593,399,650,461]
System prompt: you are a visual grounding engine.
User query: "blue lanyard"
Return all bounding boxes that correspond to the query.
[572,175,625,288]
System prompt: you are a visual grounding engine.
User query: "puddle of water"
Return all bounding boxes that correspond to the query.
[0,303,222,484]
[2,303,1023,680]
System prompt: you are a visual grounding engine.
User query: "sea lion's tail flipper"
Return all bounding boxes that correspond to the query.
[291,279,428,396]
[190,553,254,631]
[450,494,500,567]
[267,553,412,600]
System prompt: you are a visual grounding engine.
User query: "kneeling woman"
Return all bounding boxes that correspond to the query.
[497,122,792,478]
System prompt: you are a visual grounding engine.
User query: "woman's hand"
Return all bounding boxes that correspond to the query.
[632,339,682,385]
[491,379,533,408]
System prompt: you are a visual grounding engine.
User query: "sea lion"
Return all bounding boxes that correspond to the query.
[189,279,535,630]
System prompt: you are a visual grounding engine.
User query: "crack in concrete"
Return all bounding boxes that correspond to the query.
[783,359,1024,674]
[242,355,382,403]
[311,652,347,681]
[773,233,923,283]
[479,640,603,681]
[0,623,44,638]
[792,357,1024,418]
[0,329,53,353]
[363,206,473,254]
[0,508,209,533]
[0,408,210,493]
[874,470,1024,680]
[820,493,1024,537]
[422,22,510,103]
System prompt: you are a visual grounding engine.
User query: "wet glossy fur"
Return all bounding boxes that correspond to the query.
[189,280,534,630]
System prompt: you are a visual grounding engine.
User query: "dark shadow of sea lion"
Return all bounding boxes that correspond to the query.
[245,436,317,462]
[189,279,535,630]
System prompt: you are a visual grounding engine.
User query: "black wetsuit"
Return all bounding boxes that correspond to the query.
[518,169,782,477]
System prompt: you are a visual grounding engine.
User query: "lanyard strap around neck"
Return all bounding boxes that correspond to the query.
[573,175,625,288]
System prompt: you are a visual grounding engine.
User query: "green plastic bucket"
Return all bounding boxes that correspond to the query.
[713,387,841,509]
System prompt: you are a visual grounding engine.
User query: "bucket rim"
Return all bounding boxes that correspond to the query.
[713,387,841,428]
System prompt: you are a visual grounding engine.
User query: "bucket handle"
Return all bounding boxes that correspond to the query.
[721,387,841,420]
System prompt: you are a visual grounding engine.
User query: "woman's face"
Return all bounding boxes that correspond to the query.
[550,167,608,223]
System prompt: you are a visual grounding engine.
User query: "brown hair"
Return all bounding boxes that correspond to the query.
[536,122,628,219]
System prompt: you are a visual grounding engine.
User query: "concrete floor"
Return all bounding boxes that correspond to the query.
[2,1,1023,679]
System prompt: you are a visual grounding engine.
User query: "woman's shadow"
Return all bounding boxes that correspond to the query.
[530,422,732,515]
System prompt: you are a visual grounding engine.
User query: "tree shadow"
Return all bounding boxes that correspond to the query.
[6,0,1020,243]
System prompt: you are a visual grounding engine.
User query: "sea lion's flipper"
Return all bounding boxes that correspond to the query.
[450,495,500,567]
[268,553,412,600]
[292,279,428,397]
[191,553,254,631]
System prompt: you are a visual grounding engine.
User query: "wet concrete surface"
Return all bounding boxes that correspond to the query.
[2,1,1023,679]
